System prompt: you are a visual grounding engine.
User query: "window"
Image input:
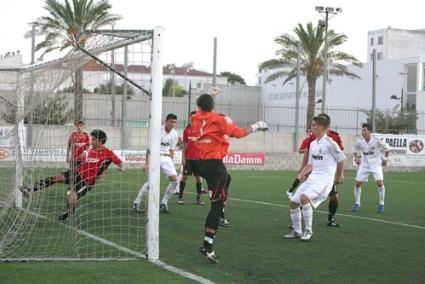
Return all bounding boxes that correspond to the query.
[370,53,374,61]
[370,37,374,46]
[378,36,383,45]
[377,52,383,60]
[406,64,417,93]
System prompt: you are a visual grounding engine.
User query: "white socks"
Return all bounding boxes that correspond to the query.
[161,181,179,205]
[354,186,361,205]
[378,185,385,205]
[134,181,149,205]
[302,203,313,232]
[290,207,302,234]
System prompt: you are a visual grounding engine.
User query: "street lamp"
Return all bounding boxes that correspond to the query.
[316,6,342,113]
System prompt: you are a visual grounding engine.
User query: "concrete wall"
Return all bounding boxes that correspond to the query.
[22,124,358,153]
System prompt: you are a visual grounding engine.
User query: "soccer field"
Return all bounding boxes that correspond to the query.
[1,169,424,283]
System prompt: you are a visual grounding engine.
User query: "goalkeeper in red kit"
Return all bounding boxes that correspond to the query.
[191,90,268,263]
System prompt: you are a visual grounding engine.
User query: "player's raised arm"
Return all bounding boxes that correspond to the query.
[224,116,268,138]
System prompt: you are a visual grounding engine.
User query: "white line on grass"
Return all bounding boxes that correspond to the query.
[22,209,214,284]
[228,197,425,230]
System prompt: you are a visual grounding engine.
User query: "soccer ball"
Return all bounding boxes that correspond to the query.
[209,87,220,97]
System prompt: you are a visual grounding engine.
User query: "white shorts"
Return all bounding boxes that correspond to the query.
[160,156,177,177]
[291,176,333,208]
[355,167,383,182]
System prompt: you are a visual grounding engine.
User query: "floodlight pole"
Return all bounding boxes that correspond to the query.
[316,6,342,113]
[147,27,164,261]
[372,49,377,132]
[27,25,36,147]
[294,41,301,152]
[321,11,329,113]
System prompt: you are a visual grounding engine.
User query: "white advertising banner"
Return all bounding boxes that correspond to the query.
[373,134,425,167]
[0,126,26,147]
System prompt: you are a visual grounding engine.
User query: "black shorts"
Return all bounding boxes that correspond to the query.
[63,170,93,199]
[193,159,231,203]
[328,184,338,196]
[183,159,201,177]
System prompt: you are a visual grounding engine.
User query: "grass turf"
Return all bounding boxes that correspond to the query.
[1,169,424,283]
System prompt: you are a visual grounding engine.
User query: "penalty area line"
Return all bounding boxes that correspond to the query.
[22,209,214,284]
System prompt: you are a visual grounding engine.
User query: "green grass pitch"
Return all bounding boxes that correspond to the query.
[1,169,424,283]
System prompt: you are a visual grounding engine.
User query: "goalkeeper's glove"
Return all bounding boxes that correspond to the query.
[208,86,220,97]
[250,121,268,132]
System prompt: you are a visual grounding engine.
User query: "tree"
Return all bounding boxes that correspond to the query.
[93,81,134,96]
[29,0,121,124]
[220,71,246,85]
[260,22,362,129]
[362,107,417,134]
[162,79,187,97]
[2,94,72,125]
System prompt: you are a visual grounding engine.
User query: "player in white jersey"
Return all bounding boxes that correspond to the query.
[352,123,390,213]
[133,114,180,213]
[284,115,346,241]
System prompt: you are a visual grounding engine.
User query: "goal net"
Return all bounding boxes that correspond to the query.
[0,28,163,261]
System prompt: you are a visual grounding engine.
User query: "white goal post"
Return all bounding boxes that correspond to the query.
[0,27,164,261]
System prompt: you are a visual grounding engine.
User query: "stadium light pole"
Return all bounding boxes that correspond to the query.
[294,41,301,152]
[316,6,342,113]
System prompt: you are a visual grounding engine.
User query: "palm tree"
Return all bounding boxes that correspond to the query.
[260,22,362,129]
[30,0,121,123]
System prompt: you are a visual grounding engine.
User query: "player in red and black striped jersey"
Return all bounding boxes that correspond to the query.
[178,111,206,205]
[286,113,344,227]
[20,129,126,220]
[66,120,90,169]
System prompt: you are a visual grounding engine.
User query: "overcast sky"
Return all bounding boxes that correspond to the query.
[0,0,423,85]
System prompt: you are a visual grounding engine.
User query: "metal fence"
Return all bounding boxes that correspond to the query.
[79,94,424,134]
[1,91,424,135]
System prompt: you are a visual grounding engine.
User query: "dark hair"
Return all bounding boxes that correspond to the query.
[313,115,330,129]
[90,129,107,144]
[75,120,84,126]
[166,113,177,121]
[196,94,214,112]
[362,123,372,131]
[318,113,330,124]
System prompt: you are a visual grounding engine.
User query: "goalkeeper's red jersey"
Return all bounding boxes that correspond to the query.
[302,130,344,151]
[191,111,247,159]
[182,125,200,160]
[77,146,122,185]
[68,131,90,161]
